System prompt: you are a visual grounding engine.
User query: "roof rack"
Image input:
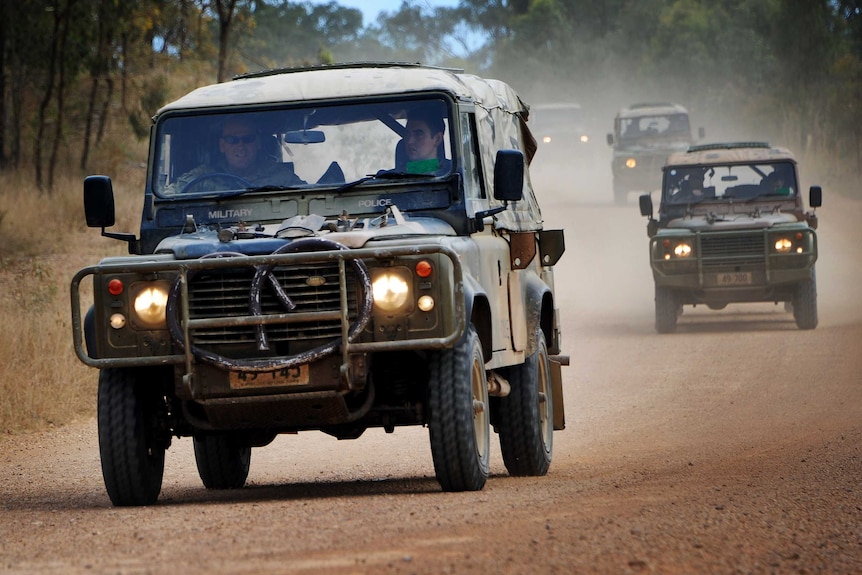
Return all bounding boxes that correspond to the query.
[234,61,465,81]
[628,102,677,109]
[687,142,770,153]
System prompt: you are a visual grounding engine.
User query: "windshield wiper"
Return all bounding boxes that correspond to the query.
[336,170,425,193]
[217,184,304,199]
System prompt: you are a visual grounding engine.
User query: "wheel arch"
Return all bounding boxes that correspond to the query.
[523,273,556,356]
[462,274,492,361]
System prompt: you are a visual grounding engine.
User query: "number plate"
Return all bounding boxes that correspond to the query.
[716,272,752,286]
[229,364,309,389]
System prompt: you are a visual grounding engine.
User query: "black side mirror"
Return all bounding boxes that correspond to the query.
[809,185,822,208]
[84,175,116,228]
[606,133,614,146]
[493,149,524,202]
[474,150,525,232]
[639,193,654,217]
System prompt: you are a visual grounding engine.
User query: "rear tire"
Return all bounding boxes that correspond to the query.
[655,286,679,333]
[792,274,818,330]
[428,326,490,492]
[194,434,251,489]
[98,368,168,507]
[496,330,553,476]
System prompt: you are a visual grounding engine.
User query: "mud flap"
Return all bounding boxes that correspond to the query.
[550,355,568,430]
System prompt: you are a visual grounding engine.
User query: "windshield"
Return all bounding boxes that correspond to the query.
[152,97,453,197]
[663,162,798,205]
[619,113,690,142]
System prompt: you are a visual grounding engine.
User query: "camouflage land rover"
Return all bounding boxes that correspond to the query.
[639,142,822,333]
[607,102,702,205]
[71,63,567,506]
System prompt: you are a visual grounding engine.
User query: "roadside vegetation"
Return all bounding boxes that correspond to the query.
[0,0,860,434]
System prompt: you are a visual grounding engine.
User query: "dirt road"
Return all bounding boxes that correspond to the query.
[2,186,861,574]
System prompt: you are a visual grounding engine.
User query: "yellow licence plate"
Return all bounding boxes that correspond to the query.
[716,272,752,286]
[229,364,309,389]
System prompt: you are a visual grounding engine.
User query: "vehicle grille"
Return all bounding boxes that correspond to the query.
[700,232,765,272]
[187,262,358,346]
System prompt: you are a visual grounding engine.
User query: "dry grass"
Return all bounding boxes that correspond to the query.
[0,166,145,434]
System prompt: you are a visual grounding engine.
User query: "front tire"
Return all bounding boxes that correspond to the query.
[428,325,490,492]
[496,329,553,476]
[792,274,818,330]
[655,286,679,333]
[98,368,169,506]
[194,434,251,489]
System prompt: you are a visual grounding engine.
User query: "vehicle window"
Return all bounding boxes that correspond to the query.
[664,162,797,204]
[460,112,485,211]
[153,98,453,197]
[620,113,690,140]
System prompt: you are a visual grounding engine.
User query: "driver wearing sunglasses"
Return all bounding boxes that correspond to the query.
[167,116,305,194]
[219,121,263,177]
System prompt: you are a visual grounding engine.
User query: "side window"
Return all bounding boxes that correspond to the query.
[460,112,486,211]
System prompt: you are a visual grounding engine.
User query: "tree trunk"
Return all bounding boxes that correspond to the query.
[35,0,63,191]
[0,0,8,169]
[48,0,74,192]
[214,0,239,83]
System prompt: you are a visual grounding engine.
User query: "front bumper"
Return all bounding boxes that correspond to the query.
[649,228,817,302]
[71,243,465,392]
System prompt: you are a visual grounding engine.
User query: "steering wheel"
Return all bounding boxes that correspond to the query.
[179,172,252,194]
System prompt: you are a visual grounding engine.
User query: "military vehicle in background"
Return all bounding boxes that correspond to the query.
[639,142,821,333]
[608,102,703,205]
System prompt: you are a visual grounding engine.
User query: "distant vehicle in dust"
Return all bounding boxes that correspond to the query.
[639,142,822,333]
[607,102,704,205]
[527,102,604,199]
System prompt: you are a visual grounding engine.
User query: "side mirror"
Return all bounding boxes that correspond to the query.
[809,185,822,208]
[639,193,653,217]
[474,150,524,232]
[84,175,116,228]
[606,133,614,146]
[493,149,524,202]
[698,127,706,140]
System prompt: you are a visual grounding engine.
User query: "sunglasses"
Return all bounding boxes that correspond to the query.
[221,134,258,145]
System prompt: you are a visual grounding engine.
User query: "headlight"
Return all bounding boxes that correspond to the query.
[659,238,693,260]
[372,268,412,313]
[673,243,692,257]
[580,135,589,143]
[625,158,637,169]
[131,283,169,329]
[774,237,793,252]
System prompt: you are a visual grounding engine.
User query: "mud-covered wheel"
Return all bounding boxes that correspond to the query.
[193,434,251,489]
[496,329,553,476]
[428,325,490,492]
[792,274,818,330]
[98,368,168,506]
[655,285,679,333]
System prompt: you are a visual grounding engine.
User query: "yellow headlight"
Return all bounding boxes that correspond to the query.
[132,284,169,329]
[673,243,692,257]
[372,269,412,313]
[625,158,637,169]
[774,237,793,252]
